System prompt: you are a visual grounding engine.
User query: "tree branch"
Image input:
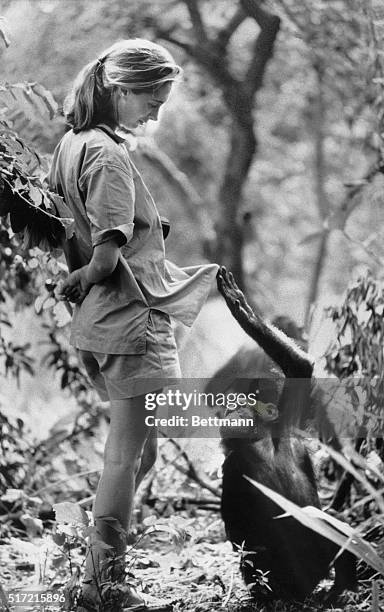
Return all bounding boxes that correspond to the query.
[240,0,279,31]
[137,137,216,243]
[215,6,247,50]
[192,46,242,95]
[313,64,329,220]
[184,0,208,43]
[240,0,281,95]
[158,27,241,104]
[160,436,221,497]
[156,29,193,53]
[272,0,307,34]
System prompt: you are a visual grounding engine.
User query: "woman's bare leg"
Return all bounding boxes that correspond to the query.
[94,395,150,528]
[83,394,152,601]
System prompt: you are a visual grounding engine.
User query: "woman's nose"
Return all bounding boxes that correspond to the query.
[148,107,160,121]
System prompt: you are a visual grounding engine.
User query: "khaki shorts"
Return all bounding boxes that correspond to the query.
[77,310,181,400]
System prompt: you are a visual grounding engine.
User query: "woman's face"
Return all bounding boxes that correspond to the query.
[118,81,172,130]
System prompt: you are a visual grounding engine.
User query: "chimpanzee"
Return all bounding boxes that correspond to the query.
[216,267,357,604]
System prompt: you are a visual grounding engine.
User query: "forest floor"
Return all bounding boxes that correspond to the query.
[0,509,373,612]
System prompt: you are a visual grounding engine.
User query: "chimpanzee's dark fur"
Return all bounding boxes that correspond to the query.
[217,267,357,603]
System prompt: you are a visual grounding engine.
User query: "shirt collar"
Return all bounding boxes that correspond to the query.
[95,123,126,144]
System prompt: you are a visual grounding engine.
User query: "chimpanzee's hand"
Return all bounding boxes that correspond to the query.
[216,266,256,326]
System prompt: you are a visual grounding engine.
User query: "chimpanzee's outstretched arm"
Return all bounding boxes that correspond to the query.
[217,267,313,379]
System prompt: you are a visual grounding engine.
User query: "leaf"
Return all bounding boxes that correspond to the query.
[147,524,181,537]
[142,516,158,527]
[13,177,24,192]
[302,506,355,537]
[144,522,189,548]
[34,295,46,314]
[52,302,72,328]
[20,513,44,537]
[28,184,42,206]
[52,532,66,547]
[21,361,34,377]
[0,17,11,48]
[245,476,384,575]
[57,523,81,538]
[28,257,39,269]
[8,85,36,122]
[1,488,24,503]
[315,441,384,508]
[42,296,56,310]
[30,82,58,120]
[298,230,324,246]
[51,554,66,569]
[53,501,90,526]
[61,370,68,389]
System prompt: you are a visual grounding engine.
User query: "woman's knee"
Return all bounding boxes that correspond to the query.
[104,395,149,466]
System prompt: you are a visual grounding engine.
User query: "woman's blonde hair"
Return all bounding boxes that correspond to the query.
[64,39,182,132]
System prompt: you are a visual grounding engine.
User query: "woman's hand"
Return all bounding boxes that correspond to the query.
[57,268,92,304]
[57,240,120,304]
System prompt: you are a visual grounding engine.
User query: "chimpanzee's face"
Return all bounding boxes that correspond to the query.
[220,399,279,446]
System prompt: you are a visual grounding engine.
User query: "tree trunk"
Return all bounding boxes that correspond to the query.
[305,231,328,328]
[215,118,257,290]
[305,64,329,326]
[155,1,280,292]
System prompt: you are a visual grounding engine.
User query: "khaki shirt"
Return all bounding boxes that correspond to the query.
[48,125,218,355]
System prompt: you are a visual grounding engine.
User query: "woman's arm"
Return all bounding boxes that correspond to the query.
[58,239,120,303]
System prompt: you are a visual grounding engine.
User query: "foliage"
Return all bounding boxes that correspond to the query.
[0,390,108,538]
[246,476,384,575]
[326,273,384,438]
[365,0,384,157]
[0,28,75,383]
[0,411,31,491]
[0,80,71,250]
[321,271,384,585]
[52,501,193,611]
[1,507,254,612]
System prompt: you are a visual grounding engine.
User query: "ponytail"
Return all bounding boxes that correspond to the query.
[64,58,117,133]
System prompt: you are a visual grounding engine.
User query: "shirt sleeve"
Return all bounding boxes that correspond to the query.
[80,162,135,248]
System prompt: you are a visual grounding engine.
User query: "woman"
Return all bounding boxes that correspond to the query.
[48,39,218,611]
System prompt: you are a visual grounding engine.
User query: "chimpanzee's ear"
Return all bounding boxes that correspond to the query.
[254,401,279,422]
